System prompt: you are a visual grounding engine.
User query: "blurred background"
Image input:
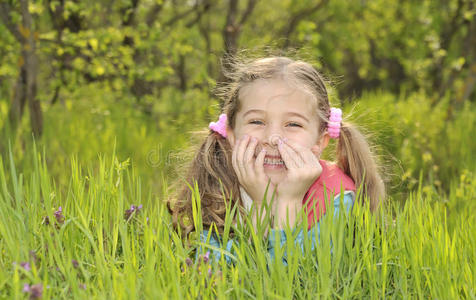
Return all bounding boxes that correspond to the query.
[0,0,475,205]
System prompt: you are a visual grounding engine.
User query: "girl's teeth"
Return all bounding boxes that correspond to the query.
[264,158,284,165]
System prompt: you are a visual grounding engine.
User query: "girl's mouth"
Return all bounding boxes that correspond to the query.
[263,155,285,170]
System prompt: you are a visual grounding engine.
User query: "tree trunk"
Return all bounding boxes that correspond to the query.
[0,0,43,140]
[218,0,257,85]
[8,65,27,136]
[20,0,43,137]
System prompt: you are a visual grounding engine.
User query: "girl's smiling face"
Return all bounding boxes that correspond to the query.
[227,78,328,184]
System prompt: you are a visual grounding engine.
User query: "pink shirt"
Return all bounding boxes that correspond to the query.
[303,160,356,229]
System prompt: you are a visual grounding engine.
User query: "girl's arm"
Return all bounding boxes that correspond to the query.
[268,191,354,265]
[273,200,302,230]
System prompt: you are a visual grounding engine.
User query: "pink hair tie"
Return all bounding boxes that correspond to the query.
[328,107,342,139]
[209,113,228,138]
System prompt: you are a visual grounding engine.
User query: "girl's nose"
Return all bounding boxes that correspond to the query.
[268,134,283,147]
[264,123,284,147]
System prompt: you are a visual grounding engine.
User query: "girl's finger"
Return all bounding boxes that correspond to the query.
[302,147,320,167]
[282,138,307,164]
[244,137,258,165]
[231,137,243,180]
[280,140,304,167]
[287,140,320,167]
[257,149,271,202]
[255,148,267,179]
[278,141,299,169]
[243,136,258,176]
[237,135,250,175]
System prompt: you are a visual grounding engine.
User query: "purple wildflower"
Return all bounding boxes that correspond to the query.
[43,206,65,227]
[54,206,65,225]
[72,259,79,268]
[20,262,31,271]
[207,267,212,278]
[185,257,193,267]
[124,207,134,220]
[23,283,43,299]
[202,251,210,264]
[124,204,143,221]
[79,283,86,290]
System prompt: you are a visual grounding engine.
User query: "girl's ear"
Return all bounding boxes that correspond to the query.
[319,132,330,150]
[226,125,235,147]
[311,132,330,158]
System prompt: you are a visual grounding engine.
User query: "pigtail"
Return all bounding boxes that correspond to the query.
[336,122,385,211]
[167,129,242,239]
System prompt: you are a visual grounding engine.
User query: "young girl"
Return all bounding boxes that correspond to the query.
[168,56,385,264]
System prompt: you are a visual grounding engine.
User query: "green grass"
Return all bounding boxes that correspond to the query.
[0,87,474,298]
[0,144,474,299]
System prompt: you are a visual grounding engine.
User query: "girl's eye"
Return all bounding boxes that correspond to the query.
[287,122,302,128]
[248,120,302,127]
[249,120,263,125]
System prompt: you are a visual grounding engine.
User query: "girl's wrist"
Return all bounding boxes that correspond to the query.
[276,200,302,215]
[273,200,303,229]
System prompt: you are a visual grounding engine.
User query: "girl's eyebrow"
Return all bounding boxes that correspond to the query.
[243,109,264,118]
[243,109,309,123]
[286,112,310,123]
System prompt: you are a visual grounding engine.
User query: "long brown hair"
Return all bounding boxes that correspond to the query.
[167,56,385,238]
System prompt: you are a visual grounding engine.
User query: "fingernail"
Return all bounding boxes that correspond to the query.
[283,137,288,143]
[278,139,283,145]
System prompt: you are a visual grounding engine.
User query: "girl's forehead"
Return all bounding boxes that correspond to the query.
[238,78,317,114]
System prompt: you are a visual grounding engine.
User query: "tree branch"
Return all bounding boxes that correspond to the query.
[185,0,212,28]
[164,2,198,27]
[280,0,329,48]
[440,0,465,52]
[0,3,23,41]
[146,2,165,27]
[239,0,258,26]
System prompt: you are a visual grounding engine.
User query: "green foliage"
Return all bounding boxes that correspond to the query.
[343,91,476,200]
[0,148,474,298]
[2,0,475,103]
[8,81,211,195]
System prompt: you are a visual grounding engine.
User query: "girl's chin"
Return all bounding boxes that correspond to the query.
[263,163,286,171]
[264,169,286,185]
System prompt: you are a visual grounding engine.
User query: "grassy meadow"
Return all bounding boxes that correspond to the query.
[1,0,475,298]
[0,84,475,298]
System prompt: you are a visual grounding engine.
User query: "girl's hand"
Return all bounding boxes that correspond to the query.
[231,135,277,208]
[276,138,323,204]
[273,138,322,229]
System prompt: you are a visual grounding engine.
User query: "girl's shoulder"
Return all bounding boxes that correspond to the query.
[317,159,356,192]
